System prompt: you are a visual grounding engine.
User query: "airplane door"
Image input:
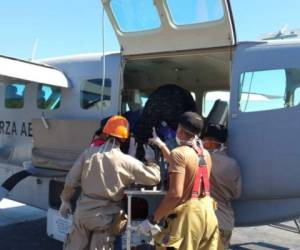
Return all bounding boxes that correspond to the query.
[102,0,235,56]
[229,42,300,226]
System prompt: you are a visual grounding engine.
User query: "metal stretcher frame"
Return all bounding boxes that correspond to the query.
[125,189,166,250]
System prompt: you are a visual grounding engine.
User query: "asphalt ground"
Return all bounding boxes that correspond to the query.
[0,218,61,250]
[1,218,300,250]
[0,199,300,250]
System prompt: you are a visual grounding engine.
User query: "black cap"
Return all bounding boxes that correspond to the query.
[203,124,227,143]
[179,112,203,135]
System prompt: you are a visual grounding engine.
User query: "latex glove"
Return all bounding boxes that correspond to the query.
[59,199,72,218]
[148,127,165,148]
[143,145,155,162]
[136,219,161,236]
[128,136,137,157]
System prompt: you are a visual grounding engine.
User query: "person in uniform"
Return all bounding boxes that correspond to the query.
[202,124,242,250]
[137,112,219,250]
[59,115,160,250]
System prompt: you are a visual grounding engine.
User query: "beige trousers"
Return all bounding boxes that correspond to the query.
[155,197,219,250]
[218,229,232,250]
[64,210,115,250]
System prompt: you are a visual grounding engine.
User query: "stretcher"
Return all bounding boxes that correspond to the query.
[124,189,166,250]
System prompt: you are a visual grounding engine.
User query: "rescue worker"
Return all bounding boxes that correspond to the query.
[90,116,112,147]
[59,115,161,250]
[137,112,219,250]
[90,127,107,147]
[202,124,242,250]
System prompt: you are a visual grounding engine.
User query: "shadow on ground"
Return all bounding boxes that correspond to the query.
[231,242,289,250]
[0,218,62,250]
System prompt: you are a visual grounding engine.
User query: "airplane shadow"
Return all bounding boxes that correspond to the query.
[0,218,62,250]
[0,203,45,226]
[231,242,289,250]
[270,221,300,234]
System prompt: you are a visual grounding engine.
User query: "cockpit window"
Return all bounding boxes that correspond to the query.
[80,79,111,110]
[239,68,300,112]
[166,0,224,26]
[110,0,161,32]
[293,87,300,106]
[5,83,25,109]
[122,89,146,113]
[203,91,229,117]
[37,84,61,110]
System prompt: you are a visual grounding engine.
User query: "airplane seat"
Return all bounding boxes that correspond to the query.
[31,119,99,171]
[203,99,228,131]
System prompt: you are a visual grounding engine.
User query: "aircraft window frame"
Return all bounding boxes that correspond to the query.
[37,84,61,110]
[202,90,230,117]
[238,68,300,113]
[121,89,149,113]
[5,83,26,109]
[110,0,161,33]
[164,0,225,27]
[80,78,112,110]
[293,87,300,106]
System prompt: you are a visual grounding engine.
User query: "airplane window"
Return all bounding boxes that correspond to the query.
[110,0,161,33]
[37,84,61,110]
[5,83,25,109]
[166,0,224,26]
[141,96,148,107]
[293,88,300,106]
[121,89,148,113]
[203,91,229,117]
[239,69,287,112]
[80,79,111,110]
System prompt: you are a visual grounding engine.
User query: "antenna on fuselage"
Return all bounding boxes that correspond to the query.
[100,4,106,113]
[29,38,39,61]
[275,24,289,38]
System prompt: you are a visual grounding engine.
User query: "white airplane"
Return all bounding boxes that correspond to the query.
[1,0,300,246]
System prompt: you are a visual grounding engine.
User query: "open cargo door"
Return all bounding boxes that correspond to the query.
[102,0,235,56]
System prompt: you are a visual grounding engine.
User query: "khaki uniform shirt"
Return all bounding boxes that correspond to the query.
[168,146,212,206]
[61,144,161,214]
[210,150,241,231]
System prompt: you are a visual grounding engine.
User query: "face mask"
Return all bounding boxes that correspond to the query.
[207,142,225,153]
[176,135,195,146]
[175,136,181,145]
[219,143,226,152]
[99,137,116,153]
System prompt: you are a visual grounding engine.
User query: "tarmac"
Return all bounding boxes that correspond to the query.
[0,198,300,250]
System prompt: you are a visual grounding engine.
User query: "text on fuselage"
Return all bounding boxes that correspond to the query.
[0,121,32,137]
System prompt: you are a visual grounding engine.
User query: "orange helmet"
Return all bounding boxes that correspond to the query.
[103,115,129,139]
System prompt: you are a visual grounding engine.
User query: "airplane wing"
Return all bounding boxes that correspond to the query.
[0,55,70,88]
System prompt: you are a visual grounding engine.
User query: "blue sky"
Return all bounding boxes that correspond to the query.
[1,0,300,60]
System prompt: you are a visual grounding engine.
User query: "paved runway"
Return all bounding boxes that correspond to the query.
[0,199,300,250]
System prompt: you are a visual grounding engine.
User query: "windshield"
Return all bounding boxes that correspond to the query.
[166,0,224,26]
[110,0,161,32]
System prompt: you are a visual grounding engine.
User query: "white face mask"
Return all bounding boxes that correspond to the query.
[175,136,181,145]
[206,142,226,153]
[99,137,116,153]
[175,135,195,146]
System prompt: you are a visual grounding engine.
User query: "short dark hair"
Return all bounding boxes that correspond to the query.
[179,111,203,135]
[203,124,227,143]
